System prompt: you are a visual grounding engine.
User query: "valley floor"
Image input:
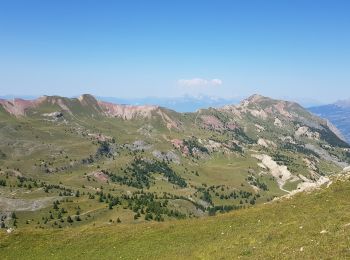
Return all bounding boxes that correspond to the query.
[1,178,350,259]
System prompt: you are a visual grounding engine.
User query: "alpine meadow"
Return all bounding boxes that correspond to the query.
[1,1,350,259]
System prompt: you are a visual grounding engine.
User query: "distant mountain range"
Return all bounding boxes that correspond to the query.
[309,99,350,142]
[96,95,242,112]
[1,92,350,241]
[2,94,349,143]
[0,95,241,113]
[0,94,326,113]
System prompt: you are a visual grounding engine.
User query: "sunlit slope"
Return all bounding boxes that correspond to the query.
[1,177,350,259]
[0,94,349,231]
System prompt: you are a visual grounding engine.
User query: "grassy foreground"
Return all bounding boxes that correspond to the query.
[1,179,350,259]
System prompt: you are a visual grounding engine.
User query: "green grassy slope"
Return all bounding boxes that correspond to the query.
[0,94,349,231]
[1,177,350,259]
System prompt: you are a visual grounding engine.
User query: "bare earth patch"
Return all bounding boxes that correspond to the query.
[89,171,109,182]
[0,197,56,212]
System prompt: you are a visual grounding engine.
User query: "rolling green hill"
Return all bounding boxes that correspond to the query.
[1,174,350,259]
[0,93,349,258]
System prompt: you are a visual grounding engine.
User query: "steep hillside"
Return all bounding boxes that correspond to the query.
[309,101,350,142]
[1,174,350,259]
[0,94,349,233]
[0,94,160,119]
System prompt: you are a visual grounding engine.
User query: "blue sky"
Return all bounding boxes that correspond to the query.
[0,0,350,103]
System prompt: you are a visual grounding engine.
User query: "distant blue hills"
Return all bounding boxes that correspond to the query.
[0,95,240,112]
[97,95,241,112]
[309,99,350,143]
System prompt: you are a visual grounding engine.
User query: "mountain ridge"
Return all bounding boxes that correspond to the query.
[0,93,347,144]
[0,92,349,232]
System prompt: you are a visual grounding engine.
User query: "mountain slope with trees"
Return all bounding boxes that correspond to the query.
[1,174,350,259]
[0,94,349,232]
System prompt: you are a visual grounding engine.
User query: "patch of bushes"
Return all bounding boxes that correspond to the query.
[183,138,209,155]
[246,176,268,191]
[107,157,187,189]
[96,141,113,158]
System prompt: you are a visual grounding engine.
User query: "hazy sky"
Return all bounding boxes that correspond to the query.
[0,0,349,103]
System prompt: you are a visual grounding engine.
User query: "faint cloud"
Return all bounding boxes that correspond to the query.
[211,79,222,85]
[178,78,223,87]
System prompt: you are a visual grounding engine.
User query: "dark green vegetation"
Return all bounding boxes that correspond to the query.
[0,94,349,251]
[107,157,187,189]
